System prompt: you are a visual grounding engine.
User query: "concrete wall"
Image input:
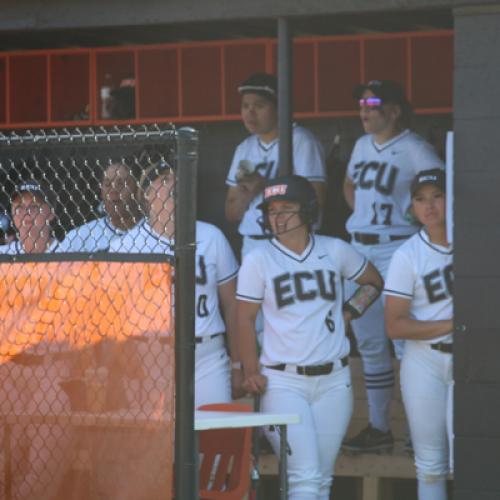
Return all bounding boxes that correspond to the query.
[453,5,500,499]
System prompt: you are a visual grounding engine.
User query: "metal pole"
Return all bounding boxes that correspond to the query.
[277,17,293,176]
[174,126,199,500]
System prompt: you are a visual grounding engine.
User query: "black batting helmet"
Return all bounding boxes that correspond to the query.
[258,175,319,230]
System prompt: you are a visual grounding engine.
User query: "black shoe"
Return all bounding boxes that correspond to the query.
[342,425,394,453]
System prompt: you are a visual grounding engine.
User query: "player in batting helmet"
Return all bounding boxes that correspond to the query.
[258,174,319,235]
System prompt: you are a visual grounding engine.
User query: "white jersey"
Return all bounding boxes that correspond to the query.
[58,217,130,252]
[226,124,326,237]
[0,239,61,255]
[346,130,444,237]
[109,220,239,338]
[237,234,367,366]
[384,229,453,344]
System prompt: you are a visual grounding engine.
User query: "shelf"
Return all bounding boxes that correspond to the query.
[0,30,453,130]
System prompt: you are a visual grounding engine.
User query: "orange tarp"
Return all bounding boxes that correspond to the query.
[0,261,172,357]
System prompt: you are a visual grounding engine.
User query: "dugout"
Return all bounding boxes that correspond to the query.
[0,1,499,499]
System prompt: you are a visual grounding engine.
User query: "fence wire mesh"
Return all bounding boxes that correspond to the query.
[0,125,191,500]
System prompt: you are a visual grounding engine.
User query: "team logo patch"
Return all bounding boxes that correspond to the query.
[264,184,287,199]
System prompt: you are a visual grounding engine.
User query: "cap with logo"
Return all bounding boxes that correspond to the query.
[410,169,446,197]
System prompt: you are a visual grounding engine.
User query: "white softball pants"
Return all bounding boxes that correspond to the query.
[400,341,453,485]
[194,334,231,408]
[261,363,353,500]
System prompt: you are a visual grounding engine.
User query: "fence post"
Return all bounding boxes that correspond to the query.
[174,126,199,500]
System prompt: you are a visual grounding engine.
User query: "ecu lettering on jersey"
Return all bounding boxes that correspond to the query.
[423,264,453,304]
[273,270,336,309]
[352,161,398,195]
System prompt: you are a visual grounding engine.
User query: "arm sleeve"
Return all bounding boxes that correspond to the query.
[292,128,326,182]
[214,227,239,284]
[226,143,243,187]
[236,251,265,304]
[334,239,368,281]
[384,249,415,299]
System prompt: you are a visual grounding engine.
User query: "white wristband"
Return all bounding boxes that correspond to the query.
[231,361,242,370]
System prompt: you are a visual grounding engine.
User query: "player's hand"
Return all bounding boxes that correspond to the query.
[231,368,246,399]
[237,172,265,196]
[242,372,268,395]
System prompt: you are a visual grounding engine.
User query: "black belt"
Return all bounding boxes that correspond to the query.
[11,351,73,366]
[353,232,410,245]
[430,343,453,354]
[266,356,349,376]
[195,332,224,344]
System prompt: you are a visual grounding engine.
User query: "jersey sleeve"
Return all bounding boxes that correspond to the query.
[346,137,362,181]
[384,249,415,299]
[333,239,368,281]
[214,227,239,284]
[292,127,326,182]
[412,140,445,176]
[236,250,265,304]
[226,142,244,187]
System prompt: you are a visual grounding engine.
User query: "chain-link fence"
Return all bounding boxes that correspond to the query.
[0,125,197,500]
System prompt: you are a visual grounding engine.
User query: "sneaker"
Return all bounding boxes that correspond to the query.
[342,425,394,453]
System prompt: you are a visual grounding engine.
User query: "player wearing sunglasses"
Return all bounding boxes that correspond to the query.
[341,80,445,454]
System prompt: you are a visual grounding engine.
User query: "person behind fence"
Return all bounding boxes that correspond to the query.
[237,175,383,500]
[0,212,16,245]
[384,169,453,500]
[225,72,326,259]
[341,80,445,454]
[110,160,242,407]
[58,158,143,252]
[0,179,73,500]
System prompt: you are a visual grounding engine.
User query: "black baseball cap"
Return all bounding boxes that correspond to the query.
[238,73,277,102]
[353,79,408,106]
[410,169,446,197]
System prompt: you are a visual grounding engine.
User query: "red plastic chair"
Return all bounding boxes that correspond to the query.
[197,402,253,500]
